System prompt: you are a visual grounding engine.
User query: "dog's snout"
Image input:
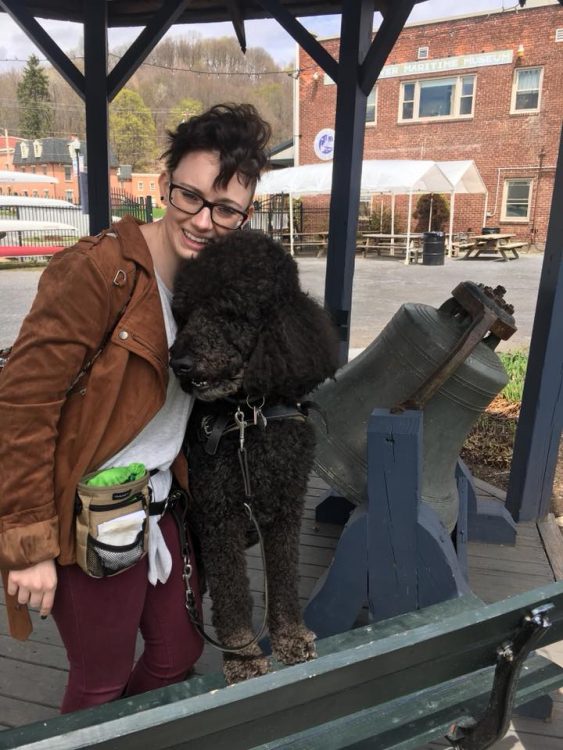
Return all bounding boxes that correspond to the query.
[170,352,194,376]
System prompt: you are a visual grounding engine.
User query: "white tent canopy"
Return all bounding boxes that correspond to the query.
[436,161,489,255]
[0,170,58,184]
[256,159,487,260]
[256,159,453,197]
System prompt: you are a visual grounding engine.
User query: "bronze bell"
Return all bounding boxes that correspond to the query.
[309,282,516,533]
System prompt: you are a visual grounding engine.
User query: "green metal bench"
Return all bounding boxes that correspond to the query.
[1,581,562,750]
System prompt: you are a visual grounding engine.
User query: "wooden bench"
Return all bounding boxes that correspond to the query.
[0,581,561,750]
[451,241,476,258]
[499,242,527,259]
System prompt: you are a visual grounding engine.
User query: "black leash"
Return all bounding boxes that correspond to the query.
[169,483,270,655]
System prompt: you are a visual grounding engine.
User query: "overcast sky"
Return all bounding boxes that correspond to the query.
[0,1,525,71]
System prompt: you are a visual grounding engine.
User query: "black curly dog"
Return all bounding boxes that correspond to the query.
[170,229,339,684]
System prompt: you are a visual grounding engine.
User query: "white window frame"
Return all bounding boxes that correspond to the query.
[20,142,29,159]
[510,67,543,114]
[137,181,144,191]
[366,85,378,126]
[501,178,532,223]
[65,189,74,202]
[33,140,42,158]
[417,46,429,60]
[398,74,476,122]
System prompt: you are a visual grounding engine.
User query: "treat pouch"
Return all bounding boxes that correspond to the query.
[75,470,150,578]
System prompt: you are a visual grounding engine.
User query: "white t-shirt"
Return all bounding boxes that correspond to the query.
[100,271,193,504]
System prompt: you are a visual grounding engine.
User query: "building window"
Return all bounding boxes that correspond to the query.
[31,166,36,174]
[137,181,144,191]
[65,189,74,202]
[366,86,377,125]
[502,178,532,222]
[64,165,72,181]
[20,142,29,159]
[33,140,42,158]
[555,28,563,42]
[32,190,38,197]
[42,165,47,175]
[43,189,49,197]
[149,181,156,191]
[511,67,542,113]
[399,75,475,121]
[417,46,429,60]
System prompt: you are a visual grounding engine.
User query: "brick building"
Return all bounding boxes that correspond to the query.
[297,0,563,247]
[6,137,161,209]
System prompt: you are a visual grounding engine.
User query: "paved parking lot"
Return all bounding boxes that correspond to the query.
[0,253,544,353]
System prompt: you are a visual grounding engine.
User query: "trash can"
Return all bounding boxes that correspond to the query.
[481,227,500,234]
[422,231,445,266]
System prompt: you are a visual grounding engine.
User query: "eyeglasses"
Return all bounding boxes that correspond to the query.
[168,182,249,230]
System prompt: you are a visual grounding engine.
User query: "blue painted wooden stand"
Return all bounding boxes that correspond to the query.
[306,408,472,637]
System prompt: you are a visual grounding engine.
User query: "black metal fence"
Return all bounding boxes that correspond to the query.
[249,196,330,241]
[110,189,153,223]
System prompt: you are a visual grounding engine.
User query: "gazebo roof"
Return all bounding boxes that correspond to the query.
[14,1,425,26]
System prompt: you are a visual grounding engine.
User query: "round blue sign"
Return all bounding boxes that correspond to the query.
[314,128,335,161]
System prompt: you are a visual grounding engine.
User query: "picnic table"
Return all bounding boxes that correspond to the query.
[461,233,526,261]
[280,231,328,257]
[361,233,424,264]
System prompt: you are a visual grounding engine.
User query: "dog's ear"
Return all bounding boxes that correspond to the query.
[243,293,340,402]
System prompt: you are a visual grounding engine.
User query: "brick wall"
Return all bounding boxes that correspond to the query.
[298,3,563,246]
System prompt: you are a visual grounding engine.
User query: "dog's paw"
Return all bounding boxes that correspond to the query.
[271,624,317,665]
[223,651,270,685]
[221,632,269,684]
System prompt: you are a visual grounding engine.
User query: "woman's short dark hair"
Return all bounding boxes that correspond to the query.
[162,103,272,190]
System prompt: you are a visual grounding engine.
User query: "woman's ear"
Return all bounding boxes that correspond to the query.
[158,171,169,203]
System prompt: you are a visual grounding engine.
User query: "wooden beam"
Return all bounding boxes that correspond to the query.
[256,0,339,82]
[107,0,190,101]
[324,0,374,362]
[0,0,84,97]
[506,125,563,521]
[226,0,247,53]
[83,1,110,234]
[359,0,415,95]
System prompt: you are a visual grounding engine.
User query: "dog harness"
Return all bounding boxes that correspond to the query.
[194,398,310,456]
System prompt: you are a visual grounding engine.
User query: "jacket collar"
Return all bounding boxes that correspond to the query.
[111,215,155,276]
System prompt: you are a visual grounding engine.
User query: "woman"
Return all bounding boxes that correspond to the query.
[0,102,272,712]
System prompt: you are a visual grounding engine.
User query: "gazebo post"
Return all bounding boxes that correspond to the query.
[404,191,413,265]
[448,191,456,257]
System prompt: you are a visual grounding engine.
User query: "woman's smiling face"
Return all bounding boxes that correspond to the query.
[158,150,254,262]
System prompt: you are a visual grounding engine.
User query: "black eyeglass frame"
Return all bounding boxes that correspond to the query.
[167,182,249,230]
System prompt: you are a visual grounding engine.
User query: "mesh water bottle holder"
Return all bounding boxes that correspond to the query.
[86,527,146,577]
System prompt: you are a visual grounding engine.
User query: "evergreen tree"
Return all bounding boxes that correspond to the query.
[413,193,450,232]
[17,55,54,138]
[109,88,158,171]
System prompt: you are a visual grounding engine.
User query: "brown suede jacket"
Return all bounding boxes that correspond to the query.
[0,216,187,576]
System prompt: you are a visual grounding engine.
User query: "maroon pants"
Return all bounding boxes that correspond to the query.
[52,512,203,713]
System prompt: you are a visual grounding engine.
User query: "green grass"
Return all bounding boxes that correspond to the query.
[499,349,528,403]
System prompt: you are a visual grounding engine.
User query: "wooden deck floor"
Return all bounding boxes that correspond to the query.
[1,474,562,748]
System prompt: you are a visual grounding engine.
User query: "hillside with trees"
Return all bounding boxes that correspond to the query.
[1,33,293,169]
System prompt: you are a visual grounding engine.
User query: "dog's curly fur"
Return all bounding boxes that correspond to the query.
[170,229,339,684]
